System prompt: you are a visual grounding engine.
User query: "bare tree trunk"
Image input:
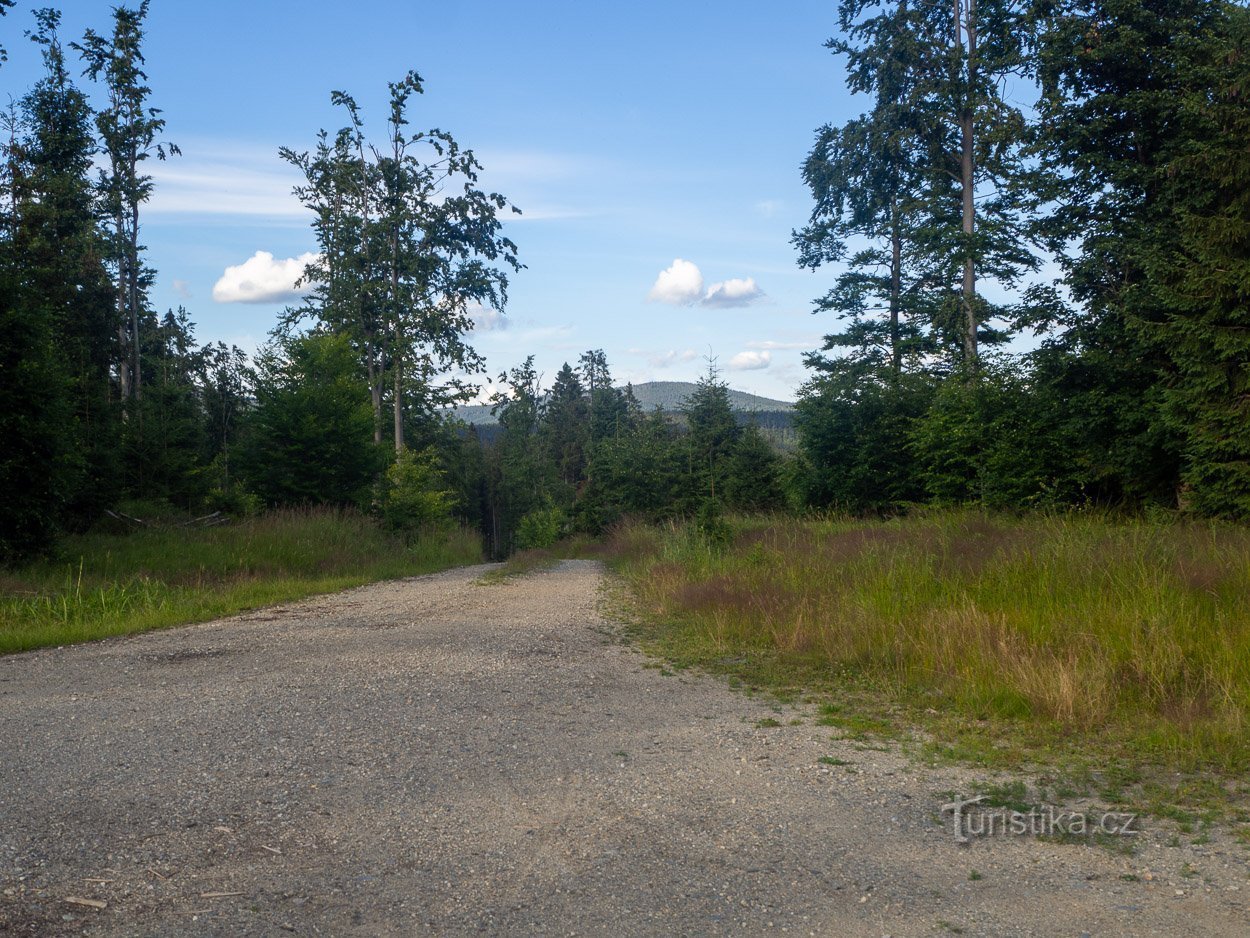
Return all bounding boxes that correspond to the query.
[958,0,978,368]
[128,199,142,405]
[366,334,383,446]
[115,206,131,405]
[890,206,902,377]
[393,353,404,454]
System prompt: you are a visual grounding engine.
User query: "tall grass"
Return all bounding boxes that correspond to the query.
[609,512,1250,774]
[0,507,482,653]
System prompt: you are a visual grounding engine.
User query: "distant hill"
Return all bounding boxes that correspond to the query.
[448,380,794,426]
[629,382,794,414]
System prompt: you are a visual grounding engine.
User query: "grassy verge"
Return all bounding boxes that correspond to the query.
[0,507,482,654]
[606,511,1250,816]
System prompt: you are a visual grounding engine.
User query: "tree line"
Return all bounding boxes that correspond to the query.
[0,3,521,561]
[3,0,1248,565]
[791,0,1250,517]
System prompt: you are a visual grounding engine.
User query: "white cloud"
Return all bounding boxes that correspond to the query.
[703,277,764,308]
[746,339,815,351]
[470,306,507,331]
[755,199,781,217]
[212,251,318,304]
[728,350,772,371]
[149,160,307,220]
[172,279,192,299]
[647,258,766,308]
[647,258,705,305]
[648,349,699,369]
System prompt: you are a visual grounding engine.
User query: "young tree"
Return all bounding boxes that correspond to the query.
[680,363,740,506]
[283,72,520,454]
[132,308,207,504]
[724,425,785,512]
[200,341,252,481]
[239,332,382,507]
[486,356,555,555]
[541,362,589,486]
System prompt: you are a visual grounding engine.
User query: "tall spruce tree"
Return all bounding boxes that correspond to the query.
[795,1,937,378]
[20,9,118,521]
[806,1,1039,370]
[0,7,119,559]
[1030,0,1242,513]
[74,0,177,409]
[1147,2,1250,516]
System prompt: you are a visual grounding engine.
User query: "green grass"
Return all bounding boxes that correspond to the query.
[0,507,482,653]
[605,511,1250,806]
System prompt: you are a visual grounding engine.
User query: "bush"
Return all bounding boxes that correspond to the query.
[514,504,567,550]
[380,448,455,536]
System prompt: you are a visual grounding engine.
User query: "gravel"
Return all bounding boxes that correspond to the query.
[0,559,1246,936]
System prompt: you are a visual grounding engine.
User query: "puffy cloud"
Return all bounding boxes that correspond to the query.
[702,277,764,308]
[728,350,772,371]
[212,251,318,304]
[647,258,766,308]
[647,258,705,305]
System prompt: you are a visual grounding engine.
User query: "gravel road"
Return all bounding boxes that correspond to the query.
[1,560,1247,936]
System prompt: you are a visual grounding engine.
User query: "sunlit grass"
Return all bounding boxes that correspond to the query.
[0,507,482,653]
[608,511,1250,777]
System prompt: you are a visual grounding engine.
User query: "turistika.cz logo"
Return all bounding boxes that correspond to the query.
[940,795,1139,845]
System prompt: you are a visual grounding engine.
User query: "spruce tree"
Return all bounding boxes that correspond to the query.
[75,0,177,410]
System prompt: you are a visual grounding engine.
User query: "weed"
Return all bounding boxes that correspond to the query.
[972,780,1032,813]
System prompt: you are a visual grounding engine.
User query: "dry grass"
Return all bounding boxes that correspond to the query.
[607,511,1250,775]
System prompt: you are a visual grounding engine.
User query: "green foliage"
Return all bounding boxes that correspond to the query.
[239,332,383,508]
[578,409,682,531]
[694,498,732,547]
[725,425,785,512]
[281,73,520,452]
[909,364,1051,509]
[380,447,455,535]
[681,363,741,506]
[1030,0,1248,517]
[1145,4,1250,517]
[514,504,568,551]
[794,368,933,512]
[0,11,118,560]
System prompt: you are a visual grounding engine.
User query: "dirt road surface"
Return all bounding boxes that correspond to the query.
[1,560,1246,936]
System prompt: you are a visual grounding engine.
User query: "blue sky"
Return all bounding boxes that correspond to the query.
[3,0,858,400]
